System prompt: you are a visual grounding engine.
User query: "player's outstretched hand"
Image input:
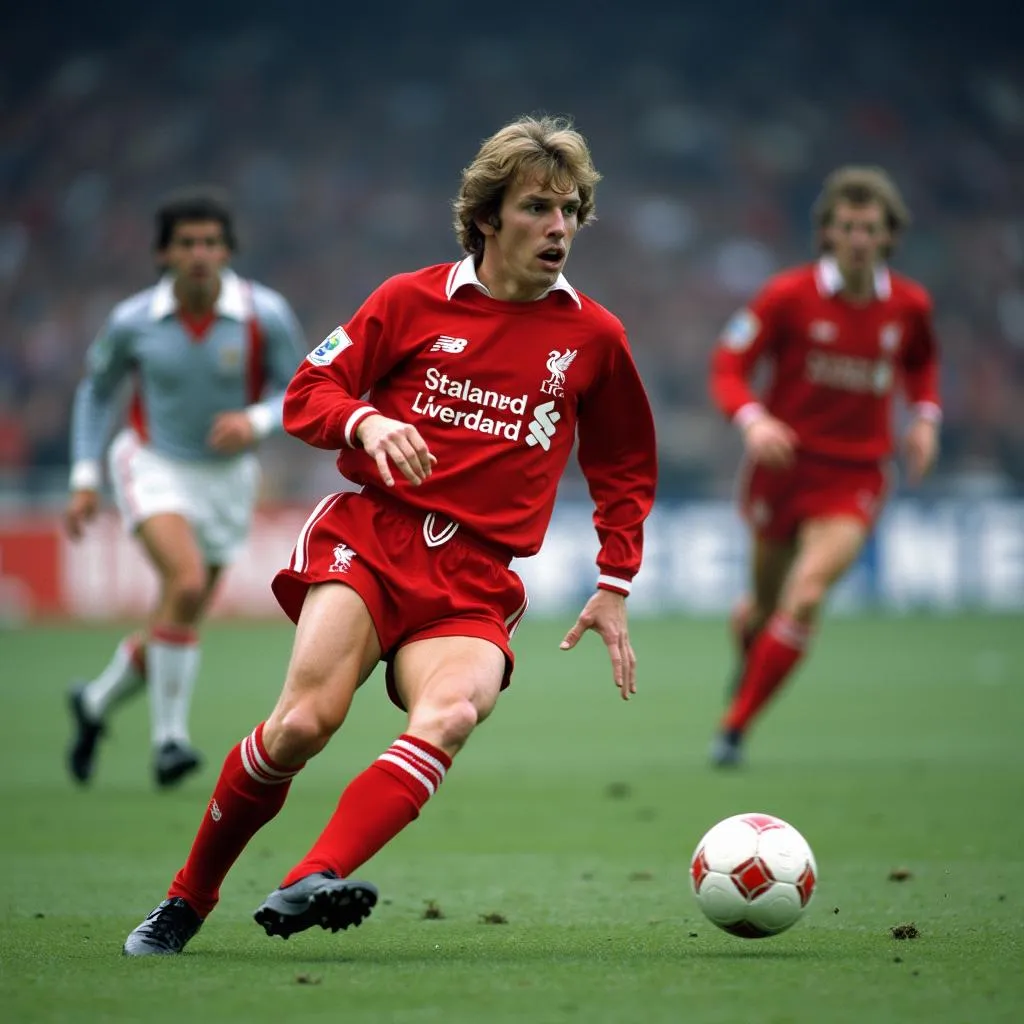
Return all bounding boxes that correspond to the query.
[65,489,99,541]
[356,413,436,487]
[743,415,798,470]
[903,416,939,485]
[560,589,636,701]
[208,411,257,454]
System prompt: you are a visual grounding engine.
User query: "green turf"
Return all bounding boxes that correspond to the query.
[2,615,1022,1023]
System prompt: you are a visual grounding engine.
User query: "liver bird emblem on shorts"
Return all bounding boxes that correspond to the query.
[541,348,577,397]
[328,543,356,573]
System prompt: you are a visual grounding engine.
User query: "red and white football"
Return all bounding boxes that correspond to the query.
[690,812,817,937]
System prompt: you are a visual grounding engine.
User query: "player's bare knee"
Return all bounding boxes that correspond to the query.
[748,601,774,632]
[410,697,479,753]
[786,578,827,623]
[166,577,207,621]
[264,704,338,763]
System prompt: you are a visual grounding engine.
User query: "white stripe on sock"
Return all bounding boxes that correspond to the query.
[395,752,442,790]
[240,733,296,785]
[240,736,271,783]
[245,730,296,778]
[392,738,447,781]
[378,752,436,796]
[768,615,810,649]
[389,747,444,791]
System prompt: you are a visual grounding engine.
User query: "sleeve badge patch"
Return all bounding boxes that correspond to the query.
[721,309,761,352]
[307,326,353,366]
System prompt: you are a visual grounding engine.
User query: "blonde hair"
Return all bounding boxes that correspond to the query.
[812,166,911,256]
[453,115,601,256]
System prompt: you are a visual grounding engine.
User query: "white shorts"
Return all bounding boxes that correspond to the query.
[108,429,260,565]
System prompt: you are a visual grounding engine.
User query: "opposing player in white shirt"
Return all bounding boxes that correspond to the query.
[65,187,305,787]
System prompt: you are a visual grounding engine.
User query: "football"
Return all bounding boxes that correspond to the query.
[689,812,817,937]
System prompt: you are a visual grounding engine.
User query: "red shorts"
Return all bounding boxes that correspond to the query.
[739,452,889,543]
[272,488,529,708]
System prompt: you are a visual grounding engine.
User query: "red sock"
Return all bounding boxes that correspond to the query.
[724,614,811,733]
[281,734,451,887]
[168,723,303,918]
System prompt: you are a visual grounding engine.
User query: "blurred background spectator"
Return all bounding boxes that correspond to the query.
[2,0,1022,503]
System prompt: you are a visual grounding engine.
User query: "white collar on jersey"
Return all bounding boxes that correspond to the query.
[149,268,248,321]
[815,256,892,301]
[444,255,582,309]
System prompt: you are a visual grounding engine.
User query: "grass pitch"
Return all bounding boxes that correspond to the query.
[1,614,1022,1023]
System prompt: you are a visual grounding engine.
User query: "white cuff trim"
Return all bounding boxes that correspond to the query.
[597,574,632,595]
[734,403,767,430]
[344,406,379,448]
[911,402,942,424]
[70,461,102,492]
[245,403,276,440]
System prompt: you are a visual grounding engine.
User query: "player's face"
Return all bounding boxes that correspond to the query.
[825,200,890,275]
[477,174,581,302]
[161,220,231,287]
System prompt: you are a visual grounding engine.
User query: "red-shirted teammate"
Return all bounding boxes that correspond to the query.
[708,166,941,767]
[123,115,658,955]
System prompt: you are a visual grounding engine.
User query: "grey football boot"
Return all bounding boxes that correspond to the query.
[123,897,203,956]
[253,871,378,939]
[709,728,745,768]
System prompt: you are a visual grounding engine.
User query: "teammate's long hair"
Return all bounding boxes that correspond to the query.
[812,166,910,257]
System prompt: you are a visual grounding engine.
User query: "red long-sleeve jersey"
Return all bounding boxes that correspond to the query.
[709,258,941,462]
[284,259,658,593]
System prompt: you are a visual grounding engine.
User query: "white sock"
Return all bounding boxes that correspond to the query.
[82,637,146,721]
[147,633,201,748]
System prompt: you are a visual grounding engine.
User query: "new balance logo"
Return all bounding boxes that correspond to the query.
[431,335,469,353]
[524,401,560,451]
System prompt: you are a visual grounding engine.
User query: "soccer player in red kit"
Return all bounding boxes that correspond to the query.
[123,115,658,954]
[708,166,940,766]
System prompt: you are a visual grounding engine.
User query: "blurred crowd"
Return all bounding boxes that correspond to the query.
[2,3,1022,502]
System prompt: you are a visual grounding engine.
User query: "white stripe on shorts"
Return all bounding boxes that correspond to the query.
[505,590,529,637]
[291,492,343,573]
